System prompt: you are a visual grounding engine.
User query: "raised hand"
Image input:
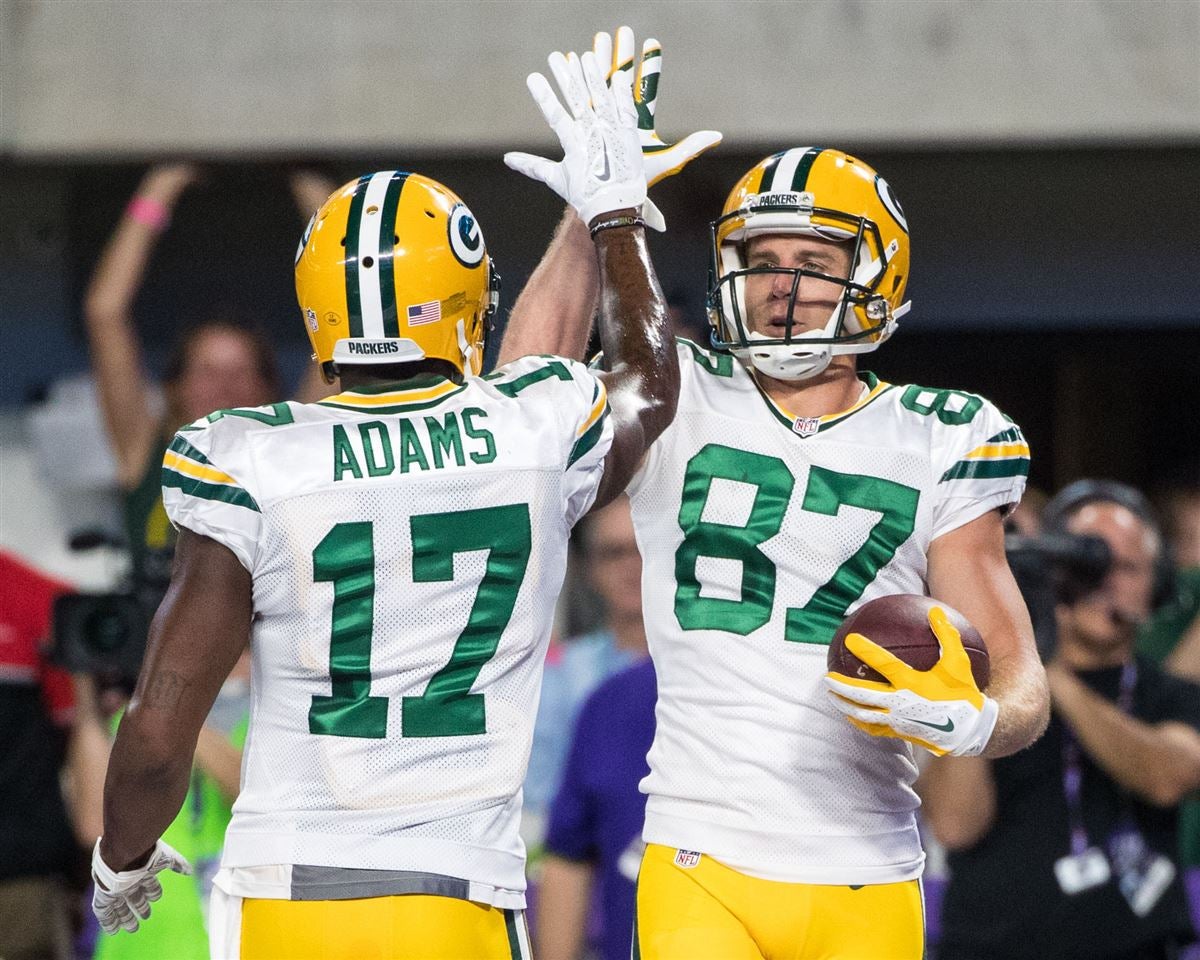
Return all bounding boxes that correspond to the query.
[505,49,647,229]
[592,26,722,229]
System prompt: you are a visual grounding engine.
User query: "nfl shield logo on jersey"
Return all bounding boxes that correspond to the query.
[792,416,820,438]
[673,849,702,869]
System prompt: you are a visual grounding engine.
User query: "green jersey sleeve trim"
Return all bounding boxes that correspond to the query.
[567,407,610,468]
[162,467,261,512]
[940,458,1031,482]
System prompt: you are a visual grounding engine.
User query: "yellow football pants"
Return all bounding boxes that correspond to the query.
[635,843,924,960]
[209,889,530,960]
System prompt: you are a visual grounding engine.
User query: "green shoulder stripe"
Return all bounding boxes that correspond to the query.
[940,458,1030,483]
[985,427,1025,445]
[168,435,210,465]
[567,408,609,467]
[162,467,261,512]
[679,338,733,377]
[493,360,574,397]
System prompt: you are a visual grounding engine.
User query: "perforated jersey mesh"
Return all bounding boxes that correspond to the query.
[628,343,1023,883]
[178,362,610,889]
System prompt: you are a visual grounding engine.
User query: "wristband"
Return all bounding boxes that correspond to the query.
[589,214,645,238]
[126,196,170,231]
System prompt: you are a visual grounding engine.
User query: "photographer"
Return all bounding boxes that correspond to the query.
[919,481,1200,960]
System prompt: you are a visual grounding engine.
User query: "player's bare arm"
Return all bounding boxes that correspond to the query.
[587,217,677,508]
[499,209,596,366]
[504,48,679,510]
[99,528,251,871]
[926,508,1050,757]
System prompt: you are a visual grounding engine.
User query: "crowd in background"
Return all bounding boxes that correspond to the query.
[1,162,1198,960]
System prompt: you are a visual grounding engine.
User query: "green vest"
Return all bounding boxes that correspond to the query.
[95,715,247,959]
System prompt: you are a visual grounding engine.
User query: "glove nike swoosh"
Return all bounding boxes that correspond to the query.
[596,146,612,182]
[913,717,955,732]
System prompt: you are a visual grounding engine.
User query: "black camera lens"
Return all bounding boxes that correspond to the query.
[83,603,134,652]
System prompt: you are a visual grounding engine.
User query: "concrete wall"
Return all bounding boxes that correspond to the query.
[3,0,1198,157]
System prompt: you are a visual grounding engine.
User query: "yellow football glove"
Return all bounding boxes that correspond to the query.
[823,606,998,757]
[592,26,722,230]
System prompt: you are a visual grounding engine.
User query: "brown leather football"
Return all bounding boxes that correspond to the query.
[827,594,990,690]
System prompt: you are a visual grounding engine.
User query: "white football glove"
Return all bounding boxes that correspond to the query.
[505,49,647,229]
[592,27,722,231]
[823,606,999,757]
[92,838,192,934]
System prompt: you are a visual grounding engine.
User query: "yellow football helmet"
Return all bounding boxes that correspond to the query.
[708,147,911,380]
[295,171,499,382]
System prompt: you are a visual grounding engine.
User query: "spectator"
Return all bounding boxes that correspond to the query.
[82,163,332,592]
[0,551,78,960]
[536,657,656,960]
[525,495,648,825]
[921,481,1200,960]
[69,655,250,960]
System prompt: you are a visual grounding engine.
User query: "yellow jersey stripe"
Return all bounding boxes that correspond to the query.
[324,381,459,408]
[162,451,240,486]
[577,383,609,437]
[963,442,1031,460]
[767,378,891,425]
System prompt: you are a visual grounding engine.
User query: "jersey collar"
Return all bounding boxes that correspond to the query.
[317,374,467,414]
[753,370,893,438]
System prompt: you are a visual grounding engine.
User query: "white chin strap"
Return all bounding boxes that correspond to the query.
[740,329,834,380]
[456,319,477,377]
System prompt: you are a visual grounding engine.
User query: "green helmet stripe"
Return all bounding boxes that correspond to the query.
[343,174,372,338]
[789,147,822,191]
[759,150,786,190]
[377,172,410,339]
[760,147,822,193]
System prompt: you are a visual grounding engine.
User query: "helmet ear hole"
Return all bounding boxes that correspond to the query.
[425,209,436,219]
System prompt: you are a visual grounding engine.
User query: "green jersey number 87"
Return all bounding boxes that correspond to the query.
[673,444,920,644]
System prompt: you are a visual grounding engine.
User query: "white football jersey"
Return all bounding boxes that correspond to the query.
[162,357,611,908]
[629,340,1029,884]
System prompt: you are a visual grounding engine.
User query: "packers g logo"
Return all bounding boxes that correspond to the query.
[448,203,485,268]
[874,176,908,234]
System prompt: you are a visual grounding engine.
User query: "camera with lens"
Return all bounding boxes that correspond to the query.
[1004,528,1112,660]
[49,531,169,693]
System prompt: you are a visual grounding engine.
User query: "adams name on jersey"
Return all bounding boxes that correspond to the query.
[627,339,1029,885]
[160,356,611,909]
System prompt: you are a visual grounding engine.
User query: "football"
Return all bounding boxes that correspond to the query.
[827,594,990,690]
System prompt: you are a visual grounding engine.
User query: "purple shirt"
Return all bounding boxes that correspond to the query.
[544,658,657,960]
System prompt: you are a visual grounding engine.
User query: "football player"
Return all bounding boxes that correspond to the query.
[499,29,1051,960]
[88,48,679,960]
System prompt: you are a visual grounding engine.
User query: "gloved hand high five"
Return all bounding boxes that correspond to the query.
[823,606,999,757]
[91,838,192,935]
[505,49,647,229]
[592,26,723,229]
